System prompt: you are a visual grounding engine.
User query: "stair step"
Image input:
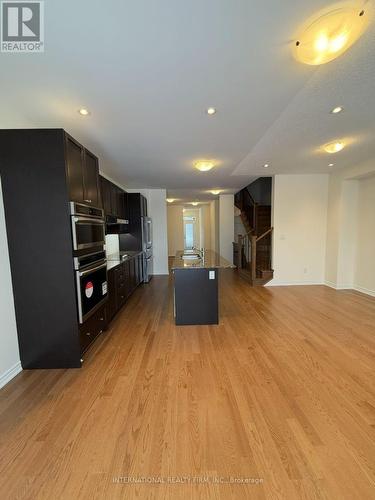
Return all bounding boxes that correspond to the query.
[237,268,274,287]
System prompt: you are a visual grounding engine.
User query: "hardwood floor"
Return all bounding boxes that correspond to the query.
[1,270,375,499]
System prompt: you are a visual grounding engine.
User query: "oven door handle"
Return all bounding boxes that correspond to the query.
[73,216,105,225]
[79,262,107,277]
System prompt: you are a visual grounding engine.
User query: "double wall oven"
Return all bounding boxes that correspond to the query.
[70,202,108,324]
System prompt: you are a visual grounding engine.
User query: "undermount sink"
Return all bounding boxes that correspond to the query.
[181,253,201,260]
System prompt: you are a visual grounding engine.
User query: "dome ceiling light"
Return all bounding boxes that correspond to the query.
[324,141,345,153]
[195,161,215,172]
[294,5,369,65]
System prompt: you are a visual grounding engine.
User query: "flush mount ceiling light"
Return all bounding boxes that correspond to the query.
[78,108,90,116]
[324,141,345,153]
[263,163,269,168]
[329,163,334,167]
[210,190,221,195]
[294,5,369,65]
[195,160,214,172]
[331,106,343,114]
[166,198,175,203]
[191,202,199,206]
[206,107,216,115]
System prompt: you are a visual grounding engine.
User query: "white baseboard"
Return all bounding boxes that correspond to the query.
[353,285,375,298]
[325,281,352,290]
[266,280,324,287]
[325,281,375,298]
[0,361,22,390]
[325,281,375,297]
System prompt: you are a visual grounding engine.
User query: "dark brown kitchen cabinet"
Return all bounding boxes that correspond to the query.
[0,129,108,369]
[65,133,101,208]
[65,135,84,203]
[106,267,117,322]
[100,176,112,215]
[79,304,107,354]
[127,193,147,218]
[83,149,101,207]
[106,254,143,322]
[99,175,128,220]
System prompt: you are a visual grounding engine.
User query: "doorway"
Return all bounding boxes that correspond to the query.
[183,210,200,250]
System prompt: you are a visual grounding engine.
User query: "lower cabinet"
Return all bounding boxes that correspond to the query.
[79,304,107,354]
[106,253,143,323]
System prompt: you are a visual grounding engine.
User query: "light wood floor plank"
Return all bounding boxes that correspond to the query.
[1,271,375,499]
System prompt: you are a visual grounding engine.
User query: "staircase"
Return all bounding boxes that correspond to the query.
[234,179,274,286]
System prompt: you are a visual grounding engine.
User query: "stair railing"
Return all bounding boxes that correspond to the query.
[235,188,258,234]
[237,227,273,279]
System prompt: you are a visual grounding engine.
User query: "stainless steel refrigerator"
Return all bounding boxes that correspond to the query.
[142,217,153,282]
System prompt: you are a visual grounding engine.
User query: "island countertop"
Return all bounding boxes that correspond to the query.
[171,250,234,270]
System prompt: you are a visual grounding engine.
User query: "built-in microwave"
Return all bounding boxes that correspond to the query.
[70,202,105,252]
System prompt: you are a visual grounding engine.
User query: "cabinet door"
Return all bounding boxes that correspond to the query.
[134,256,139,285]
[123,260,131,298]
[118,190,126,219]
[65,135,84,203]
[109,182,118,217]
[107,269,117,321]
[100,176,111,215]
[130,258,136,291]
[83,149,101,207]
[122,191,128,220]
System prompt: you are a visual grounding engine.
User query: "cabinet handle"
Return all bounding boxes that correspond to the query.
[100,317,104,321]
[84,199,92,203]
[86,332,91,336]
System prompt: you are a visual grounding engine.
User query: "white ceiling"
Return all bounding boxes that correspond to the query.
[0,0,374,203]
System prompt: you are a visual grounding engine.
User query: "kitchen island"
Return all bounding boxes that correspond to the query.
[171,250,234,325]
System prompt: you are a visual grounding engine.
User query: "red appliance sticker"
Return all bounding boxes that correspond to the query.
[85,281,94,298]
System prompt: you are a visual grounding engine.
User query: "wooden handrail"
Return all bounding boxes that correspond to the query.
[256,227,273,243]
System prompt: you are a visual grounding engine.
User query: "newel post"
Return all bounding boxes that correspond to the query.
[237,235,243,270]
[251,235,257,280]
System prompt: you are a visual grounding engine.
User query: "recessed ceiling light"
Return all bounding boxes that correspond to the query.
[206,107,216,115]
[294,6,369,65]
[78,108,90,116]
[324,141,345,154]
[195,161,214,172]
[328,163,334,167]
[166,198,175,203]
[331,106,343,114]
[263,163,269,168]
[210,190,221,195]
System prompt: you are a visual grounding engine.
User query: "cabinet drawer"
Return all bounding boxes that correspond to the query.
[79,304,107,354]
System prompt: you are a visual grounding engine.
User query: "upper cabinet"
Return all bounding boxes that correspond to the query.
[83,149,101,208]
[128,193,148,218]
[65,133,101,208]
[99,175,128,220]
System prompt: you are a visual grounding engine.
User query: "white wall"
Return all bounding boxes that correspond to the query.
[355,175,375,295]
[0,178,22,389]
[210,201,217,252]
[325,159,375,295]
[200,204,212,250]
[270,174,329,286]
[167,205,184,256]
[219,194,234,263]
